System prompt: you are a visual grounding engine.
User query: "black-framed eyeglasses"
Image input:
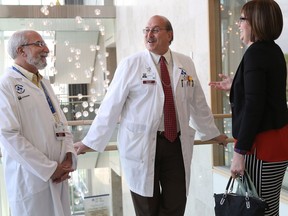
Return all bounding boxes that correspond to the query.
[239,17,248,23]
[21,41,47,47]
[142,27,168,35]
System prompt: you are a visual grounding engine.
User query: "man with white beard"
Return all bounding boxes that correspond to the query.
[0,30,77,216]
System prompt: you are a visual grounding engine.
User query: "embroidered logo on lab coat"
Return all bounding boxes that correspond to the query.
[15,84,25,94]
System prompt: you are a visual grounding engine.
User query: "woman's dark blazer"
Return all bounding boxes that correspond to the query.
[230,40,288,152]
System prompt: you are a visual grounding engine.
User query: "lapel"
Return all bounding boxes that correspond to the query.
[144,50,163,90]
[9,67,42,91]
[170,52,182,91]
[230,57,244,101]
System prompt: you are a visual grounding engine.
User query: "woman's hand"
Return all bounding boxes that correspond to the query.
[230,152,245,178]
[209,74,233,91]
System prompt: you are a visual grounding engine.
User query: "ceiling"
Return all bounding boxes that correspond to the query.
[0,17,114,31]
[0,5,116,84]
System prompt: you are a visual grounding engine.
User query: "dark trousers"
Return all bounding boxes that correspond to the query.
[130,133,186,216]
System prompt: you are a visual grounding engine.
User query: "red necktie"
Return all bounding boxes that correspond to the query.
[160,56,178,142]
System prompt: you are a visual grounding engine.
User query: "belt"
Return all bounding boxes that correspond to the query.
[157,131,181,137]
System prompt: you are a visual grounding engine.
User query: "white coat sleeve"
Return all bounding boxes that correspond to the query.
[82,59,130,151]
[188,62,220,141]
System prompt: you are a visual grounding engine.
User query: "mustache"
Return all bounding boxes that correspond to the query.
[40,53,48,57]
[147,38,156,43]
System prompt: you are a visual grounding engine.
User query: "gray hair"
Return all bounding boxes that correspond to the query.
[7,30,31,59]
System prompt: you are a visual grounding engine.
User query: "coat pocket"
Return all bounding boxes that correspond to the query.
[118,122,146,162]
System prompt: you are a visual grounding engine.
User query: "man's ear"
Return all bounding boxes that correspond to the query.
[17,46,26,57]
[168,31,173,44]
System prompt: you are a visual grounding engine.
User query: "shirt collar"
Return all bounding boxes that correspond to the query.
[12,63,43,87]
[150,50,172,65]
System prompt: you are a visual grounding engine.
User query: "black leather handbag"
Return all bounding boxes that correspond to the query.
[214,171,268,216]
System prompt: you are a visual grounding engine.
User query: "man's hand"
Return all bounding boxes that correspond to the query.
[51,163,74,183]
[61,152,73,168]
[74,141,92,155]
[210,134,228,147]
[51,153,74,183]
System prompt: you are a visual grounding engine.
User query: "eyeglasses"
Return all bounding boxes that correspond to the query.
[143,27,168,35]
[239,17,248,23]
[21,41,47,47]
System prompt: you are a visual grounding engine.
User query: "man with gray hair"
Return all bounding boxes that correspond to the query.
[0,30,77,216]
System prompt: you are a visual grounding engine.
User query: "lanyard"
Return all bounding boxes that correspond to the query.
[12,66,26,77]
[40,82,56,114]
[12,66,56,114]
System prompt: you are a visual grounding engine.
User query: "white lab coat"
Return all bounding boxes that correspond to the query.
[0,67,77,216]
[83,50,220,196]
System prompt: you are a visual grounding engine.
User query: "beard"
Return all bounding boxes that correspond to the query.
[26,50,47,70]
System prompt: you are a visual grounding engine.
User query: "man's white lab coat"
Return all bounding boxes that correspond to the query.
[83,49,220,196]
[0,67,77,216]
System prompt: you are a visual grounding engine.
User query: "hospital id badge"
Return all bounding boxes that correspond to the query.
[54,122,66,141]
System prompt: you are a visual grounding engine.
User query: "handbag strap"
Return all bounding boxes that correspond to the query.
[237,170,260,198]
[219,176,234,204]
[225,176,235,193]
[219,177,236,205]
